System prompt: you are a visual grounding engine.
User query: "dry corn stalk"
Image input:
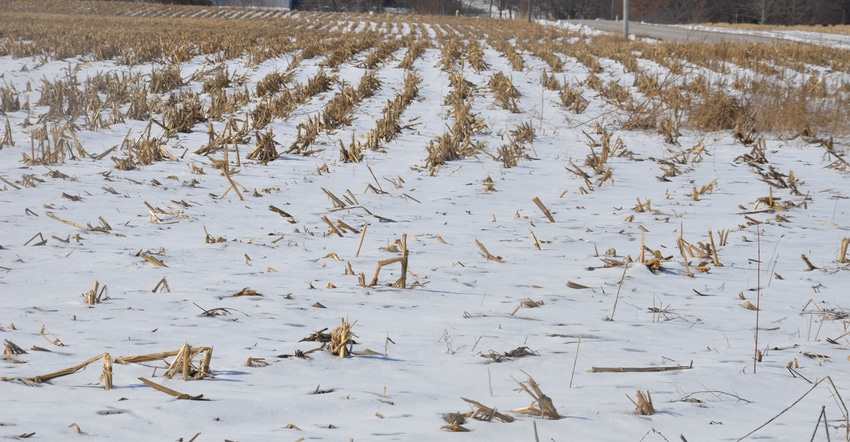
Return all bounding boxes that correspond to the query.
[103,353,113,390]
[488,71,520,112]
[39,323,64,346]
[369,234,409,288]
[232,287,262,297]
[138,377,206,400]
[20,352,112,389]
[510,298,544,316]
[440,421,470,432]
[628,390,655,415]
[152,276,170,293]
[461,397,515,422]
[589,362,694,372]
[476,239,504,263]
[532,197,555,223]
[840,238,850,264]
[801,254,818,271]
[245,357,269,367]
[83,280,107,305]
[4,340,27,355]
[1,117,13,148]
[139,251,167,267]
[163,343,213,380]
[513,373,559,420]
[328,318,358,358]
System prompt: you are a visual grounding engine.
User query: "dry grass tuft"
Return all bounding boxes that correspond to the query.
[426,73,487,173]
[559,82,589,114]
[150,63,183,94]
[339,134,364,163]
[687,90,749,132]
[488,71,520,112]
[248,129,279,164]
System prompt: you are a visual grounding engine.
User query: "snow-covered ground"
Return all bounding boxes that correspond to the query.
[680,24,850,50]
[1,14,850,442]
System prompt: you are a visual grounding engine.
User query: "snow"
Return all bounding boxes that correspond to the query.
[1,17,850,442]
[679,25,850,50]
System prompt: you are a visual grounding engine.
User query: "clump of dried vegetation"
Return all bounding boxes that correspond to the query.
[0,0,844,181]
[425,72,487,174]
[488,71,521,112]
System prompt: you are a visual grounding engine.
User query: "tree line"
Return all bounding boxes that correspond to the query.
[121,0,850,24]
[493,0,849,24]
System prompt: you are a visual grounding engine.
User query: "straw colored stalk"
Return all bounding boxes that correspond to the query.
[355,222,369,257]
[27,353,110,386]
[84,280,107,305]
[513,373,559,420]
[678,236,693,277]
[589,362,694,372]
[115,350,182,364]
[677,223,694,277]
[708,230,723,266]
[140,251,168,267]
[138,377,206,401]
[532,197,555,223]
[395,234,409,289]
[39,323,64,346]
[476,239,504,263]
[529,230,541,250]
[162,343,214,380]
[322,216,344,237]
[4,340,27,355]
[152,276,170,293]
[628,390,655,415]
[460,397,514,422]
[46,211,86,229]
[2,117,13,147]
[219,146,245,201]
[510,298,544,316]
[840,238,850,264]
[0,174,20,190]
[328,318,358,358]
[369,234,408,288]
[801,254,818,271]
[103,353,113,390]
[322,187,348,209]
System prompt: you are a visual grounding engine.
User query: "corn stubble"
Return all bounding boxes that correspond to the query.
[2,3,850,437]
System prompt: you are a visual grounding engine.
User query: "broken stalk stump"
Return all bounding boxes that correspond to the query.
[138,377,206,400]
[513,373,559,420]
[476,239,504,263]
[461,397,515,422]
[532,197,555,222]
[628,390,655,415]
[369,234,409,288]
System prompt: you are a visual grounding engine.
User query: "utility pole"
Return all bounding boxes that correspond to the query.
[623,0,629,38]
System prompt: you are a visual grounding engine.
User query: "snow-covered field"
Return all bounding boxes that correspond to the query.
[680,24,850,50]
[2,9,850,441]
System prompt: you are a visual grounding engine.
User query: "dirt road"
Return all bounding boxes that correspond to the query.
[565,19,784,44]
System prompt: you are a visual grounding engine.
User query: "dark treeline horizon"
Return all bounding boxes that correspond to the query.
[129,0,850,25]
